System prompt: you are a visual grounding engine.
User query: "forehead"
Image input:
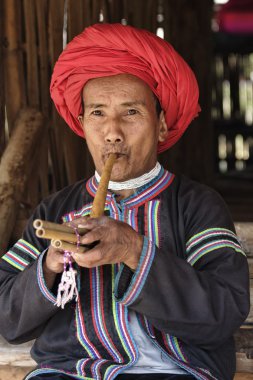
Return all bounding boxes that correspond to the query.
[82,74,155,103]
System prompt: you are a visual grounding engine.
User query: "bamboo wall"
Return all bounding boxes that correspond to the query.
[0,0,213,252]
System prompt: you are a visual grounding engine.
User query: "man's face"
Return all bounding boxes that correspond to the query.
[80,74,167,181]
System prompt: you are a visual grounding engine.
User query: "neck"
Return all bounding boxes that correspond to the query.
[95,162,162,192]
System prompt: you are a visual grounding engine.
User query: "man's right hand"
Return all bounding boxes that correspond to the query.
[43,246,65,289]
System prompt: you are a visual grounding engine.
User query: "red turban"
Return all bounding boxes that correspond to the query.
[50,23,200,153]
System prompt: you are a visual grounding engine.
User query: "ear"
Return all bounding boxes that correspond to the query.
[78,115,83,127]
[158,111,169,143]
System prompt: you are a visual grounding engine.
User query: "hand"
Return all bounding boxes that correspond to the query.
[43,246,65,289]
[69,216,143,270]
[45,246,65,274]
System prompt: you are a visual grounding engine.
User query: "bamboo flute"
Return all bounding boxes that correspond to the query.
[33,153,117,250]
[33,220,88,235]
[35,228,79,243]
[51,239,86,253]
[90,153,116,218]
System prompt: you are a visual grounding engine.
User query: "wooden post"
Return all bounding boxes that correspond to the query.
[0,108,45,255]
[0,0,5,156]
[23,0,39,108]
[3,0,25,132]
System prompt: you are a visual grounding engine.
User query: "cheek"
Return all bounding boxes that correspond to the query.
[84,126,103,146]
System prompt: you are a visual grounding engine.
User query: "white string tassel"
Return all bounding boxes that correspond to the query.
[55,252,78,309]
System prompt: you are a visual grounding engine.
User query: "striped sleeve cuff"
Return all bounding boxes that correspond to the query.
[186,227,246,266]
[37,250,57,305]
[1,239,40,271]
[114,236,156,306]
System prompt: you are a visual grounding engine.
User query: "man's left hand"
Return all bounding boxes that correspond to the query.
[68,216,143,270]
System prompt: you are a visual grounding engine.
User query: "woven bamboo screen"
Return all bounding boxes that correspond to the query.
[0,0,213,252]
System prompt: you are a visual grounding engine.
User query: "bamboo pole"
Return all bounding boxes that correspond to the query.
[0,108,45,255]
[68,0,84,39]
[4,0,25,131]
[83,0,92,27]
[48,0,68,189]
[0,0,5,156]
[23,0,39,107]
[36,0,50,117]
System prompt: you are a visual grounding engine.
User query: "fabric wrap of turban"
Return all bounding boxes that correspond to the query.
[50,23,201,153]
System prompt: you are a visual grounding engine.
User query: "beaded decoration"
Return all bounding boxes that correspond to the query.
[95,162,161,190]
[55,226,80,308]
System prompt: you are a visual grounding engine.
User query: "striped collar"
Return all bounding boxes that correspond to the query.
[86,166,175,208]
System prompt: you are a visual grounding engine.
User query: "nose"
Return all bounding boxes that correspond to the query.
[104,119,124,144]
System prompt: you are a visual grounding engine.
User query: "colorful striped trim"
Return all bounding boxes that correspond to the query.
[143,315,156,339]
[2,249,29,271]
[187,240,245,266]
[161,336,217,380]
[90,266,123,362]
[62,203,93,222]
[103,265,138,380]
[139,306,218,379]
[37,251,57,304]
[164,335,188,363]
[76,358,91,377]
[62,203,110,223]
[144,200,160,247]
[123,171,173,208]
[1,239,40,271]
[187,228,243,250]
[125,207,138,232]
[86,168,174,209]
[91,359,108,379]
[114,237,156,306]
[75,295,101,359]
[16,239,40,259]
[24,367,93,380]
[186,228,245,266]
[146,328,216,380]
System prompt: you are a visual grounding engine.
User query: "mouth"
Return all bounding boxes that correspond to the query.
[104,152,127,161]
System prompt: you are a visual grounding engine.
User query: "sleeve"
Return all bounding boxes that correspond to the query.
[114,182,250,349]
[0,200,60,344]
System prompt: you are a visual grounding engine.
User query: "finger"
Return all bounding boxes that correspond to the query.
[80,226,105,245]
[72,247,104,268]
[77,215,109,229]
[48,248,66,263]
[65,216,90,228]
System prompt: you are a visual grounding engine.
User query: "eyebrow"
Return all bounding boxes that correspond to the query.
[84,100,146,109]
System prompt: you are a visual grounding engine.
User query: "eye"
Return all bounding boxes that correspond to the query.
[127,109,138,115]
[91,110,103,116]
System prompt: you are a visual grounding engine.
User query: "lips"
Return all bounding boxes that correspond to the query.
[114,153,126,159]
[103,151,127,160]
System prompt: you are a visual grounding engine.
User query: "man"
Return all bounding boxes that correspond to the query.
[0,23,249,380]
